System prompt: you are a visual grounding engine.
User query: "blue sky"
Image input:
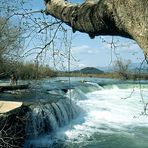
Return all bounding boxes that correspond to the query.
[70,33,144,69]
[23,0,145,70]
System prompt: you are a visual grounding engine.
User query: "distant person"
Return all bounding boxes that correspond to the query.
[10,73,18,85]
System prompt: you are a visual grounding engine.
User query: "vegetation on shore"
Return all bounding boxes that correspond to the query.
[58,63,148,80]
[0,106,28,148]
[58,71,148,80]
[0,60,147,80]
[0,60,57,80]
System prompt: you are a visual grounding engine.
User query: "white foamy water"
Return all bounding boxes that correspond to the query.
[64,86,148,145]
[24,82,148,148]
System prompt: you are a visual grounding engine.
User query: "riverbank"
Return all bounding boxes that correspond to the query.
[58,72,148,80]
[0,101,22,113]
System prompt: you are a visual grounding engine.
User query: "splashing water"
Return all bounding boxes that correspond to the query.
[63,84,148,148]
[24,79,148,148]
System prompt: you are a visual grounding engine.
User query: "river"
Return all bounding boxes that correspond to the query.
[1,77,148,148]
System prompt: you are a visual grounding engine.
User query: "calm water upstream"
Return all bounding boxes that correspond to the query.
[1,77,148,148]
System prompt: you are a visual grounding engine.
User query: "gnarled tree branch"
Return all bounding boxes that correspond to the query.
[44,0,148,58]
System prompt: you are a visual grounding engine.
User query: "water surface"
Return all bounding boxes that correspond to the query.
[1,77,148,148]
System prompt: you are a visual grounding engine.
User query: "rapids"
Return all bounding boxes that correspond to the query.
[1,78,148,148]
[26,78,148,148]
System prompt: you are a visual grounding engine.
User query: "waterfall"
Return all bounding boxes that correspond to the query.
[24,80,104,147]
[25,98,80,139]
[67,82,103,101]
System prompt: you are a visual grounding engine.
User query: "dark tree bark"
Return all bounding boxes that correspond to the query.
[44,0,148,58]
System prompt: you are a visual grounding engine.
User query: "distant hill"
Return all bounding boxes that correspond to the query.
[72,67,104,74]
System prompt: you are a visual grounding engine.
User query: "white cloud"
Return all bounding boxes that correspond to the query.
[87,49,93,53]
[71,45,99,54]
[71,45,89,54]
[77,63,87,68]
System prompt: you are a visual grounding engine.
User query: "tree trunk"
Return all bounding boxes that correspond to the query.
[44,0,148,58]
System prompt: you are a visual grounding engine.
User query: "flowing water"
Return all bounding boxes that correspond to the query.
[1,78,148,148]
[63,83,148,148]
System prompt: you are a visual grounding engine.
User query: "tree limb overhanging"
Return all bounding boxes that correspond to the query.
[44,0,148,58]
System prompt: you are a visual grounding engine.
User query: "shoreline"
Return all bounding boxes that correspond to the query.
[0,101,22,114]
